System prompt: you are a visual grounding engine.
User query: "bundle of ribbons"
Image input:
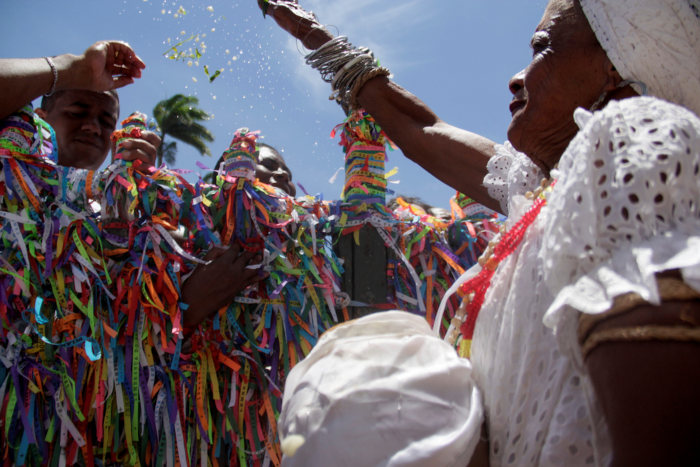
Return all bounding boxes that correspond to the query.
[329,110,501,333]
[0,107,500,466]
[0,109,344,466]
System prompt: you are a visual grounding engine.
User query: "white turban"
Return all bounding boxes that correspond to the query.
[278,311,483,466]
[580,0,700,116]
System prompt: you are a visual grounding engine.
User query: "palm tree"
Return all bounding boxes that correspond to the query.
[152,94,214,166]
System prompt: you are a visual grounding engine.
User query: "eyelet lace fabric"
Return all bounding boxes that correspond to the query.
[471,217,605,466]
[484,141,543,215]
[475,144,601,466]
[542,97,700,351]
[472,96,700,466]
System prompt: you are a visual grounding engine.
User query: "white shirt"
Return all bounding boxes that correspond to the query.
[474,96,700,466]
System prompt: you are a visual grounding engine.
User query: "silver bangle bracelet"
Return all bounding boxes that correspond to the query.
[331,54,372,89]
[305,34,391,111]
[44,56,58,97]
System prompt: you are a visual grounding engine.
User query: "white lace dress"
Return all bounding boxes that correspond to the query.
[473,96,700,466]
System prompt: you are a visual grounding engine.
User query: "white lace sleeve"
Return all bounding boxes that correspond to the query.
[542,97,700,342]
[484,142,542,215]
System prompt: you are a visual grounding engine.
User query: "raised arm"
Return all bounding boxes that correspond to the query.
[260,0,499,211]
[357,78,498,211]
[0,40,145,119]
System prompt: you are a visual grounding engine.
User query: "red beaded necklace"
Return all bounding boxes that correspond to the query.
[449,179,556,357]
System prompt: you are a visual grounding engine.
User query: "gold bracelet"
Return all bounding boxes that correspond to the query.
[582,324,700,358]
[578,276,700,344]
[579,276,700,358]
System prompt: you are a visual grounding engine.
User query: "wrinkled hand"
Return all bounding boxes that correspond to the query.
[75,41,146,92]
[112,129,160,169]
[181,244,267,330]
[258,0,331,49]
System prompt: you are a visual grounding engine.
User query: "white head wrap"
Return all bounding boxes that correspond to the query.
[579,0,700,116]
[278,311,483,466]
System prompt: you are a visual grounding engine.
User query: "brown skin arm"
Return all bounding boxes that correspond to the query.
[358,78,498,211]
[260,1,499,212]
[0,40,145,119]
[584,297,700,466]
[181,244,267,328]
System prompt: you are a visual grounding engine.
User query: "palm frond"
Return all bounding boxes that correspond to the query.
[152,93,214,164]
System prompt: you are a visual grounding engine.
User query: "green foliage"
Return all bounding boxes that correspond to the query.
[163,32,222,83]
[152,94,214,166]
[203,65,222,83]
[163,34,201,62]
[258,0,270,17]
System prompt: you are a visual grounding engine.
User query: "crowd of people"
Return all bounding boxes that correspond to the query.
[0,37,483,467]
[1,0,699,465]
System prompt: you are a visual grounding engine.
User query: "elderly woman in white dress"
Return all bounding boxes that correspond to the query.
[261,0,700,465]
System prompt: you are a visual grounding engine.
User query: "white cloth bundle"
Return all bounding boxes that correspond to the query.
[279,311,483,466]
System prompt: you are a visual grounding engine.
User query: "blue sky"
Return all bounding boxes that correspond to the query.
[1,1,546,209]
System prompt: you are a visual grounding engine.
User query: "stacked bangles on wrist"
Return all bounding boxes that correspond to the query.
[305,35,390,111]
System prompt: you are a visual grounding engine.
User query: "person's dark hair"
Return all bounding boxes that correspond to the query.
[40,93,61,112]
[211,141,282,170]
[254,142,281,161]
[40,89,119,112]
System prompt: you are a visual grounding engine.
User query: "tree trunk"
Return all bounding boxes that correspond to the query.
[157,130,165,166]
